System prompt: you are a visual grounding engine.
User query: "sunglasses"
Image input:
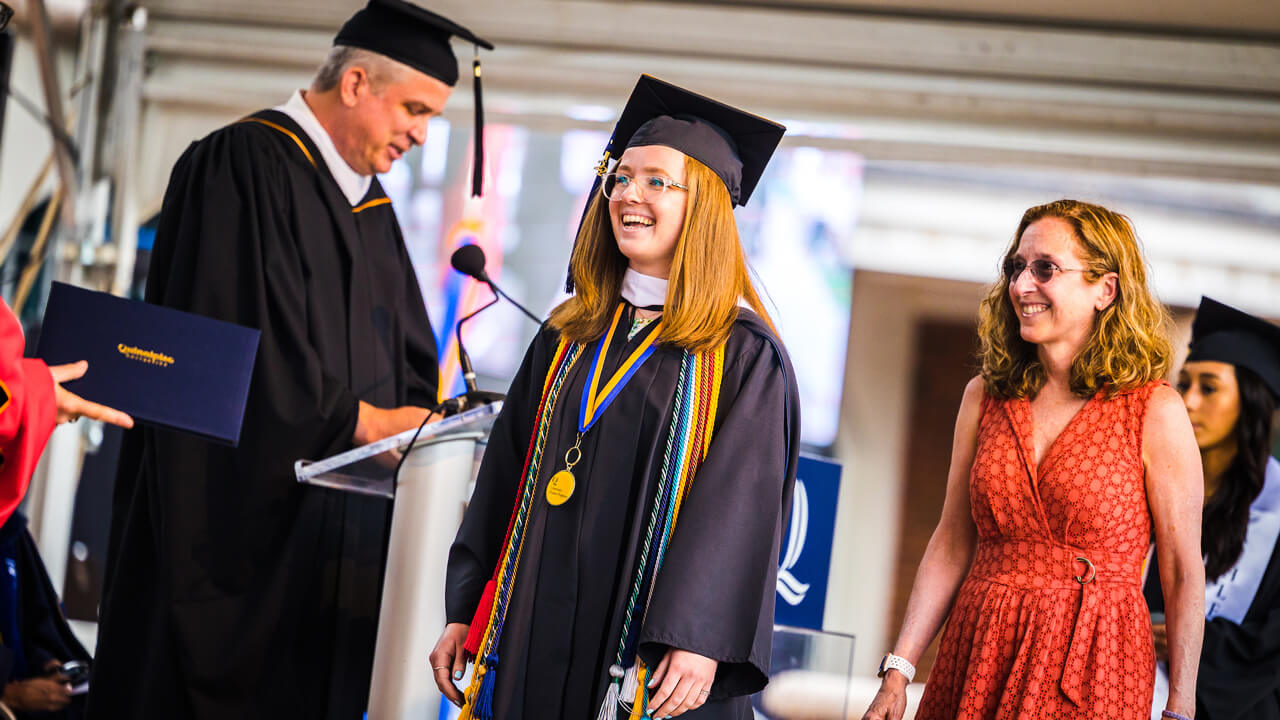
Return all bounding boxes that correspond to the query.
[1003,257,1084,284]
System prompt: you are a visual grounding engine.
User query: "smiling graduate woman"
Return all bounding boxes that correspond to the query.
[1146,297,1280,720]
[430,76,801,720]
[862,200,1205,720]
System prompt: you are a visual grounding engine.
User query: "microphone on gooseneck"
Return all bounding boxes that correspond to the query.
[447,300,502,413]
[451,242,489,284]
[445,244,541,413]
[452,285,496,395]
[449,245,542,324]
[450,245,494,394]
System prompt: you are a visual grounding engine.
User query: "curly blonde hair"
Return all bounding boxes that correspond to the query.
[977,199,1174,399]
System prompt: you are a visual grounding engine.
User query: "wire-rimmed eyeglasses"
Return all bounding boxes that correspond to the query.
[600,172,688,202]
[1003,257,1085,284]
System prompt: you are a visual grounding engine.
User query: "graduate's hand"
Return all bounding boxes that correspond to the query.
[646,647,716,717]
[861,671,909,720]
[50,361,134,428]
[430,622,470,708]
[3,676,73,712]
[353,401,438,445]
[1151,622,1169,663]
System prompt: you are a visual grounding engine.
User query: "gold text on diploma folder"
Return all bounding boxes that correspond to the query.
[117,343,175,367]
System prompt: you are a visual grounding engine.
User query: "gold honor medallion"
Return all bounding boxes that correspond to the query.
[548,441,582,506]
[546,470,576,506]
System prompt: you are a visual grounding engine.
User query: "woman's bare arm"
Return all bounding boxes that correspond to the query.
[1144,384,1205,718]
[862,376,984,720]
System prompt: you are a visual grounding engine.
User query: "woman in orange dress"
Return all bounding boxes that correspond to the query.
[862,199,1205,720]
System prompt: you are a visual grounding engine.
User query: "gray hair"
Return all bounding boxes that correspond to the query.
[311,45,412,93]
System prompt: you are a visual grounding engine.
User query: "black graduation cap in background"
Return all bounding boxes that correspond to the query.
[1186,296,1280,401]
[567,75,785,291]
[335,0,493,196]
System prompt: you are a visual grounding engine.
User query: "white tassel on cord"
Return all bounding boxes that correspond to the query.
[620,663,641,702]
[596,665,625,720]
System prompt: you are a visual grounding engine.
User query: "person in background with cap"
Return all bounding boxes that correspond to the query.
[1146,297,1280,720]
[88,2,491,718]
[430,75,800,719]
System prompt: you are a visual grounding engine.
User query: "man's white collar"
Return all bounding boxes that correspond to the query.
[274,90,373,206]
[621,268,668,308]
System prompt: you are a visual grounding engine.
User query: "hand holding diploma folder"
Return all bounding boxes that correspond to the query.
[35,282,260,445]
[49,360,133,429]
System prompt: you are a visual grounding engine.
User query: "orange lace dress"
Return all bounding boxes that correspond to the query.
[916,382,1162,720]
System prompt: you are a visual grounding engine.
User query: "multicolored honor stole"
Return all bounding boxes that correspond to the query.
[459,336,582,720]
[597,346,723,720]
[459,313,725,720]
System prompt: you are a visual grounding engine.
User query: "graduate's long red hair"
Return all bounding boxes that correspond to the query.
[549,156,776,354]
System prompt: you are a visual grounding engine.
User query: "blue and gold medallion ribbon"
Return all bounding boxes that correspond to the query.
[547,303,663,506]
[580,303,663,432]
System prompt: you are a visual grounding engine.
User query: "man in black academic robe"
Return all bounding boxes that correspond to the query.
[88,3,491,718]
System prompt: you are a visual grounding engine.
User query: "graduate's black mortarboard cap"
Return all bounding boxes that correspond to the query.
[597,75,785,207]
[334,0,492,87]
[566,76,785,292]
[1186,296,1280,401]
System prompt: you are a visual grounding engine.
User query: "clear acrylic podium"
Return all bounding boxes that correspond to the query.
[755,625,857,719]
[295,403,502,720]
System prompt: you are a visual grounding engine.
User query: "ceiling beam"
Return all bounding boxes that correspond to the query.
[137,2,1280,184]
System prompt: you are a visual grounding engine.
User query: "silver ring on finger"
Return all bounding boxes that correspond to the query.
[433,666,449,671]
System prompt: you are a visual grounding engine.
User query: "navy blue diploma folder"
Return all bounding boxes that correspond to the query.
[35,282,261,446]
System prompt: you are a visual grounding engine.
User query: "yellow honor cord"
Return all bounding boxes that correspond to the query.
[629,663,648,719]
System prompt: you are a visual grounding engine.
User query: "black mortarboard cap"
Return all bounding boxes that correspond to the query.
[335,0,492,87]
[335,0,493,197]
[566,75,784,292]
[598,75,784,207]
[1186,296,1280,401]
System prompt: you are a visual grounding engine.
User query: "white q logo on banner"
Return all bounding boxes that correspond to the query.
[776,479,810,606]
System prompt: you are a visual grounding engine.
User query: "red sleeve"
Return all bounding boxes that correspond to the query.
[0,301,57,527]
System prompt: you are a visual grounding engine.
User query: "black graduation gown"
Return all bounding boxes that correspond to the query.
[89,110,439,720]
[446,307,800,719]
[0,512,91,720]
[1197,540,1280,720]
[1146,463,1280,720]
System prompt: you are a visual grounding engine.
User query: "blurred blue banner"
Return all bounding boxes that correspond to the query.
[775,454,842,630]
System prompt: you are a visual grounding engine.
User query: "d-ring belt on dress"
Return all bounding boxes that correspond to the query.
[969,538,1142,706]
